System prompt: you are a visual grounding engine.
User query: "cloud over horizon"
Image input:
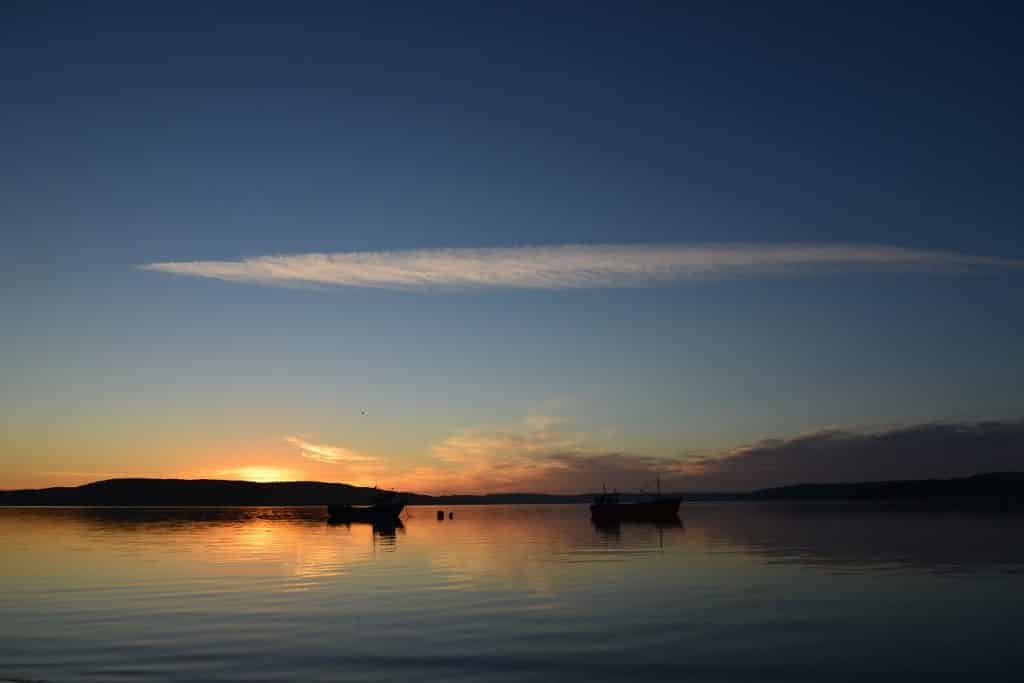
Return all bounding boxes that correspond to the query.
[307,419,1024,495]
[285,436,375,464]
[678,420,1024,491]
[139,243,1024,291]
[526,420,1024,493]
[286,418,1024,495]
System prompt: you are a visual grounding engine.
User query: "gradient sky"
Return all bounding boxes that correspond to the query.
[3,2,1023,492]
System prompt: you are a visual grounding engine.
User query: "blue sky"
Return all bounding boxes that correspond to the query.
[2,1,1023,491]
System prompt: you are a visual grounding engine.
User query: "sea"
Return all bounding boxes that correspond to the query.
[2,503,1023,682]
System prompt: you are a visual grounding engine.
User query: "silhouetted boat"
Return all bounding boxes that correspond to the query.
[327,501,404,523]
[590,479,681,523]
[327,490,404,523]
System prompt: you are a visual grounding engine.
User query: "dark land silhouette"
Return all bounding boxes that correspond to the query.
[748,471,1024,502]
[2,472,1024,507]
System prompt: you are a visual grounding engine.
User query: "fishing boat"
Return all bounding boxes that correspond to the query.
[590,478,681,523]
[327,491,405,524]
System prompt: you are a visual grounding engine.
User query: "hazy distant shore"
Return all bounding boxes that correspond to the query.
[1,472,1023,507]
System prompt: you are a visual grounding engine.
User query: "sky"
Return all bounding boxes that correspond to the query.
[2,1,1023,493]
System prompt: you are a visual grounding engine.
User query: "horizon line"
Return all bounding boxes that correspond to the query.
[4,470,1021,497]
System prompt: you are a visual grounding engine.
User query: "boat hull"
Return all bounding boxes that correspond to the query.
[590,497,681,523]
[327,502,405,523]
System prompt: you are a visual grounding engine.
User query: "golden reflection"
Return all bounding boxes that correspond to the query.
[0,505,691,598]
[5,503,1024,621]
[232,520,280,554]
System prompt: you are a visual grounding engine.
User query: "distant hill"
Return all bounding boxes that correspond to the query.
[1,472,1023,506]
[0,478,396,507]
[0,479,629,506]
[748,472,1024,501]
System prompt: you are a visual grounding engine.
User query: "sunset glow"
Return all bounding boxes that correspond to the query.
[5,4,1024,683]
[225,467,299,484]
[1,2,1022,498]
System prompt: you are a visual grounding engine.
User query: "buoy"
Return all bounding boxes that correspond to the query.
[437,510,444,520]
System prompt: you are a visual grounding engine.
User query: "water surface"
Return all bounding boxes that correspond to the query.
[2,503,1023,681]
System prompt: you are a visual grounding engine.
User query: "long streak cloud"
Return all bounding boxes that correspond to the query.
[140,244,1024,290]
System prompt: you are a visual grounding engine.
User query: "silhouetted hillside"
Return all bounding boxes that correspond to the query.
[2,472,1023,506]
[0,481,653,506]
[0,478,401,506]
[748,472,1024,501]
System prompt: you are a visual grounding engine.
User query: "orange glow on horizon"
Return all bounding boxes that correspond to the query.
[224,466,299,483]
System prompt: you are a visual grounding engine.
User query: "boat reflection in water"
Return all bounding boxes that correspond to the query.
[326,517,405,546]
[591,517,684,543]
[5,504,1024,682]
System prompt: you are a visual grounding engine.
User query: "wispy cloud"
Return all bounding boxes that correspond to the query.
[388,416,677,494]
[139,243,1024,291]
[285,436,375,464]
[431,416,579,465]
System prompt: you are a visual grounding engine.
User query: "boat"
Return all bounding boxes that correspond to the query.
[327,490,405,524]
[589,479,681,523]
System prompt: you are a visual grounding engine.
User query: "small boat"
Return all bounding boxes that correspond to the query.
[327,490,405,524]
[590,479,681,523]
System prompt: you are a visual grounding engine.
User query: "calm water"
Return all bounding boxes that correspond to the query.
[2,503,1023,682]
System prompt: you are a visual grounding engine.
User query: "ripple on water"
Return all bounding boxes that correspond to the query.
[3,504,1024,682]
